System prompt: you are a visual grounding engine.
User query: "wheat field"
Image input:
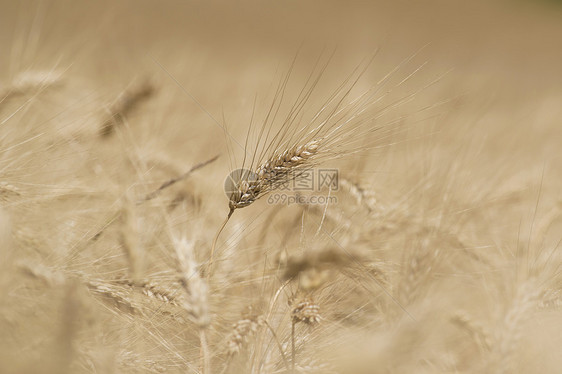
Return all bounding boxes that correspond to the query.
[1,1,562,373]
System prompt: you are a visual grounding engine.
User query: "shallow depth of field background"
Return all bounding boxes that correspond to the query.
[1,1,561,373]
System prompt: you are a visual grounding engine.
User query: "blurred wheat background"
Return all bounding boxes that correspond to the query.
[1,0,561,373]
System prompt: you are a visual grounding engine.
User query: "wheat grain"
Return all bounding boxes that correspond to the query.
[86,279,140,315]
[140,280,180,306]
[291,298,321,326]
[225,314,265,357]
[339,177,377,213]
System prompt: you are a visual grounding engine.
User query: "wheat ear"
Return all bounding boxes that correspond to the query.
[172,236,211,374]
[228,139,320,210]
[100,79,155,136]
[208,140,319,276]
[0,70,63,102]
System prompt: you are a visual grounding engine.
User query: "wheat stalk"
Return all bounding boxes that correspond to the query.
[142,155,219,202]
[172,236,211,374]
[119,194,141,284]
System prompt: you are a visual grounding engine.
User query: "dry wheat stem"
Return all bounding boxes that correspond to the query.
[142,154,219,202]
[291,320,296,374]
[200,329,210,374]
[263,319,291,372]
[208,208,234,278]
